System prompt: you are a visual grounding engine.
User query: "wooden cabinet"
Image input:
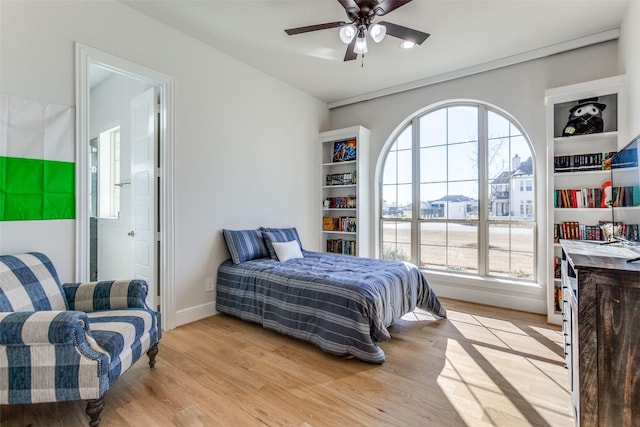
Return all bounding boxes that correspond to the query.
[320,126,370,257]
[560,239,640,426]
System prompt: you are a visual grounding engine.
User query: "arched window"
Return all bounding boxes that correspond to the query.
[380,102,536,281]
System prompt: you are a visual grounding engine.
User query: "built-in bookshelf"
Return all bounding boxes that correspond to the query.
[545,75,626,324]
[320,126,370,257]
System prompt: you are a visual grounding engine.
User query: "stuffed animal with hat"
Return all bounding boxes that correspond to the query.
[562,98,606,137]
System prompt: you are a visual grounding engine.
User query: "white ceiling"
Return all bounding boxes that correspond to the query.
[122,0,630,106]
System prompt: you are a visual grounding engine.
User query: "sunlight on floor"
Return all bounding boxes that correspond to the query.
[435,309,574,427]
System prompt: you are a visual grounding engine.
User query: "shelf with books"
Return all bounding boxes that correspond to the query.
[320,126,370,257]
[545,75,625,324]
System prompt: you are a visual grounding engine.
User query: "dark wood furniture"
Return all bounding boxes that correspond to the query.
[560,239,640,427]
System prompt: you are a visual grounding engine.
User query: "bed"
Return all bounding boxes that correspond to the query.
[216,228,446,363]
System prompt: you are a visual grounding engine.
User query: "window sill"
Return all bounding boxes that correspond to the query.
[423,269,543,295]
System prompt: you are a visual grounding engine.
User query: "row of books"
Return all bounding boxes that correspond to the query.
[554,151,616,173]
[326,239,356,255]
[322,216,357,232]
[324,195,356,209]
[553,284,563,313]
[325,171,357,186]
[554,221,640,242]
[611,185,640,207]
[554,188,604,208]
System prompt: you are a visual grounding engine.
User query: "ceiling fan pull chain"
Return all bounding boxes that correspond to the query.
[361,54,364,68]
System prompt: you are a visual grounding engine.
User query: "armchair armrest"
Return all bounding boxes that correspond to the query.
[0,310,91,345]
[63,279,150,313]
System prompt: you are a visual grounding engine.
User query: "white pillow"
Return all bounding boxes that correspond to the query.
[271,240,303,262]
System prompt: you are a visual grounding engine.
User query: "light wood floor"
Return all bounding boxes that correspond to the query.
[1,298,574,426]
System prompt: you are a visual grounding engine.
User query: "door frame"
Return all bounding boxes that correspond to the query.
[75,43,176,330]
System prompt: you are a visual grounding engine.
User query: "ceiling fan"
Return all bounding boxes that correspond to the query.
[284,0,430,61]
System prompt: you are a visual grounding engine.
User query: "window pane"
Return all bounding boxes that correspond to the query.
[419,109,446,147]
[420,146,447,183]
[488,223,510,251]
[488,137,511,180]
[448,222,478,247]
[448,106,477,143]
[382,220,412,261]
[396,125,412,150]
[420,222,446,269]
[382,151,397,184]
[488,111,510,139]
[447,246,478,273]
[488,223,535,279]
[448,181,478,220]
[448,142,477,181]
[397,149,412,184]
[510,251,534,279]
[511,223,535,252]
[420,183,446,219]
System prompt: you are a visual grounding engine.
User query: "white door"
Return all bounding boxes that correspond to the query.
[130,87,158,310]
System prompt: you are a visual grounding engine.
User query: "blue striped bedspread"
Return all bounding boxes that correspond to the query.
[216,251,446,363]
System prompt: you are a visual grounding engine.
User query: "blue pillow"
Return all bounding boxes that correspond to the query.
[261,227,303,260]
[222,229,269,264]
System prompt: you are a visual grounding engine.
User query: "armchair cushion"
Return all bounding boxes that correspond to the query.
[86,309,159,385]
[0,253,67,312]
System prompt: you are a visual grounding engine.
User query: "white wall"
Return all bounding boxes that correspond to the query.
[328,41,620,313]
[90,72,152,280]
[620,0,640,138]
[0,0,328,324]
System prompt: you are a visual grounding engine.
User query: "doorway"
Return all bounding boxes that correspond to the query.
[75,44,176,330]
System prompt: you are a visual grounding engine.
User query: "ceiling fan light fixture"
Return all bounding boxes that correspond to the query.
[354,35,368,55]
[400,40,416,49]
[339,24,357,44]
[369,23,386,43]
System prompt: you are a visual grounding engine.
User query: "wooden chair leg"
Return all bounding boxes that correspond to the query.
[86,397,105,427]
[147,343,159,368]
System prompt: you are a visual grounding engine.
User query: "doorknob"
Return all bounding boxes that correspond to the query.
[128,231,135,237]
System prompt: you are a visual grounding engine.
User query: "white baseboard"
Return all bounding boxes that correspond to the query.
[174,301,218,327]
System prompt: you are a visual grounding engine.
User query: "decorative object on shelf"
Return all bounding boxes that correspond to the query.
[601,180,613,208]
[333,138,357,162]
[600,221,622,242]
[326,171,356,185]
[561,97,606,137]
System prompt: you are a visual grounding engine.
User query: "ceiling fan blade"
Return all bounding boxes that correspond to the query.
[373,0,413,16]
[285,21,346,36]
[344,37,358,61]
[337,0,360,15]
[379,21,430,45]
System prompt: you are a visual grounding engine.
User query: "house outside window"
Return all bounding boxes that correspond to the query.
[380,102,536,281]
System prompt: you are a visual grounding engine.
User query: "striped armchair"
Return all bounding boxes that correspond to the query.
[0,252,161,426]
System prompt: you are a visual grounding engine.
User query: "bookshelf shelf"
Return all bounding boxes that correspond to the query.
[320,126,370,257]
[545,75,626,325]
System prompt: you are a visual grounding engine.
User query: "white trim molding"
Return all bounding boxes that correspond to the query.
[329,29,620,109]
[175,302,217,327]
[75,43,177,330]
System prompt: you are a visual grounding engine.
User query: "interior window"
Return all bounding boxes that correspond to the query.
[97,126,121,219]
